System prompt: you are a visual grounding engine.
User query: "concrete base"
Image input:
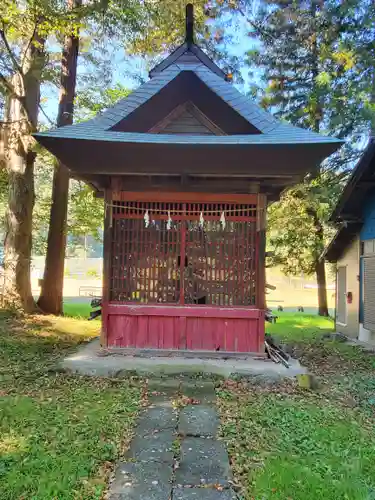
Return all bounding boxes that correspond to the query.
[358,323,375,344]
[61,338,306,379]
[346,338,375,352]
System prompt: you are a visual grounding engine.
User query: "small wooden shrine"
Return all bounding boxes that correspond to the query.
[35,5,341,353]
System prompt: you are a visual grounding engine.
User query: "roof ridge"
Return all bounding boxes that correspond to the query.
[149,42,226,80]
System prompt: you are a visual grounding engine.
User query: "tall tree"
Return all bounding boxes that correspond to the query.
[37,0,81,315]
[267,174,346,286]
[236,0,366,315]
[0,3,47,311]
[0,0,89,312]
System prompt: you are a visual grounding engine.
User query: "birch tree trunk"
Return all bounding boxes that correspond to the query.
[37,0,81,315]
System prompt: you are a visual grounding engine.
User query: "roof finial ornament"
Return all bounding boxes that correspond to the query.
[186,3,194,47]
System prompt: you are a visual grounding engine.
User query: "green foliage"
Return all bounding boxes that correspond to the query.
[32,152,53,255]
[229,0,375,310]
[0,313,141,499]
[125,0,245,80]
[127,0,208,55]
[68,183,103,240]
[245,0,369,137]
[86,268,100,279]
[75,83,131,120]
[0,0,88,107]
[33,153,103,255]
[267,174,345,276]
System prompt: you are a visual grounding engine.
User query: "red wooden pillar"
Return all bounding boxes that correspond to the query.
[101,188,112,347]
[179,204,186,305]
[256,194,267,351]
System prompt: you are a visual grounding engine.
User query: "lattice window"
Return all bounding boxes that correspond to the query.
[109,200,260,307]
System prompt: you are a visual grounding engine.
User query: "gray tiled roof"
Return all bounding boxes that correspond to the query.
[35,45,342,147]
[35,128,341,145]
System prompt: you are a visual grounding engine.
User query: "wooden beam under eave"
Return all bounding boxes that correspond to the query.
[107,175,263,194]
[67,174,292,200]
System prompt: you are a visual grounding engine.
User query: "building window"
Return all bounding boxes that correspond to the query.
[363,239,375,255]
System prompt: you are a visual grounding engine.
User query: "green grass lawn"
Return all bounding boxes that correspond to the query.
[63,301,93,318]
[266,311,334,343]
[0,313,141,500]
[218,313,375,500]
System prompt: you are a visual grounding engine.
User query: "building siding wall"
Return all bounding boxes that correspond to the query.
[360,195,375,241]
[359,195,375,343]
[335,235,359,338]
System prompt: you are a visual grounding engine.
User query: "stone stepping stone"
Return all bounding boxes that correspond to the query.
[173,488,237,500]
[148,378,181,394]
[179,405,219,437]
[181,380,216,403]
[137,407,177,436]
[108,461,172,500]
[126,430,175,463]
[175,437,232,487]
[148,379,181,406]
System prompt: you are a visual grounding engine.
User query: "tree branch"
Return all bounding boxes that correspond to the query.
[38,103,55,127]
[0,24,23,76]
[236,5,276,42]
[0,71,15,96]
[21,19,40,68]
[0,70,34,125]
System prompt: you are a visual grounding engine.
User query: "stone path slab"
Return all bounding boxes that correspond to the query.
[126,430,175,463]
[136,407,177,435]
[108,462,172,500]
[175,437,232,487]
[173,489,237,500]
[179,405,219,437]
[108,378,234,499]
[148,378,181,396]
[180,380,217,403]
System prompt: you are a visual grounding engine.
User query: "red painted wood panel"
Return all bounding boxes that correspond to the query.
[112,191,260,204]
[105,303,263,352]
[107,303,262,319]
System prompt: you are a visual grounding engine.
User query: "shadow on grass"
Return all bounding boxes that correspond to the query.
[0,312,99,382]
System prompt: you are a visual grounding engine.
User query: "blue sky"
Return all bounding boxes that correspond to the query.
[40,13,255,126]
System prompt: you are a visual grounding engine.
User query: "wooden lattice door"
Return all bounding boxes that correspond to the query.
[184,219,257,306]
[109,196,260,308]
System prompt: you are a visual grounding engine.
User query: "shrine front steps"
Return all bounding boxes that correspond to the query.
[62,338,307,380]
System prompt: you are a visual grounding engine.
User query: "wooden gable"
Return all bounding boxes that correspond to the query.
[149,101,225,135]
[111,72,258,135]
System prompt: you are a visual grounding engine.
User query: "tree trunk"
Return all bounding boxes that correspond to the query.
[315,258,329,317]
[3,38,44,312]
[37,0,80,315]
[309,2,328,316]
[311,208,329,316]
[3,149,36,312]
